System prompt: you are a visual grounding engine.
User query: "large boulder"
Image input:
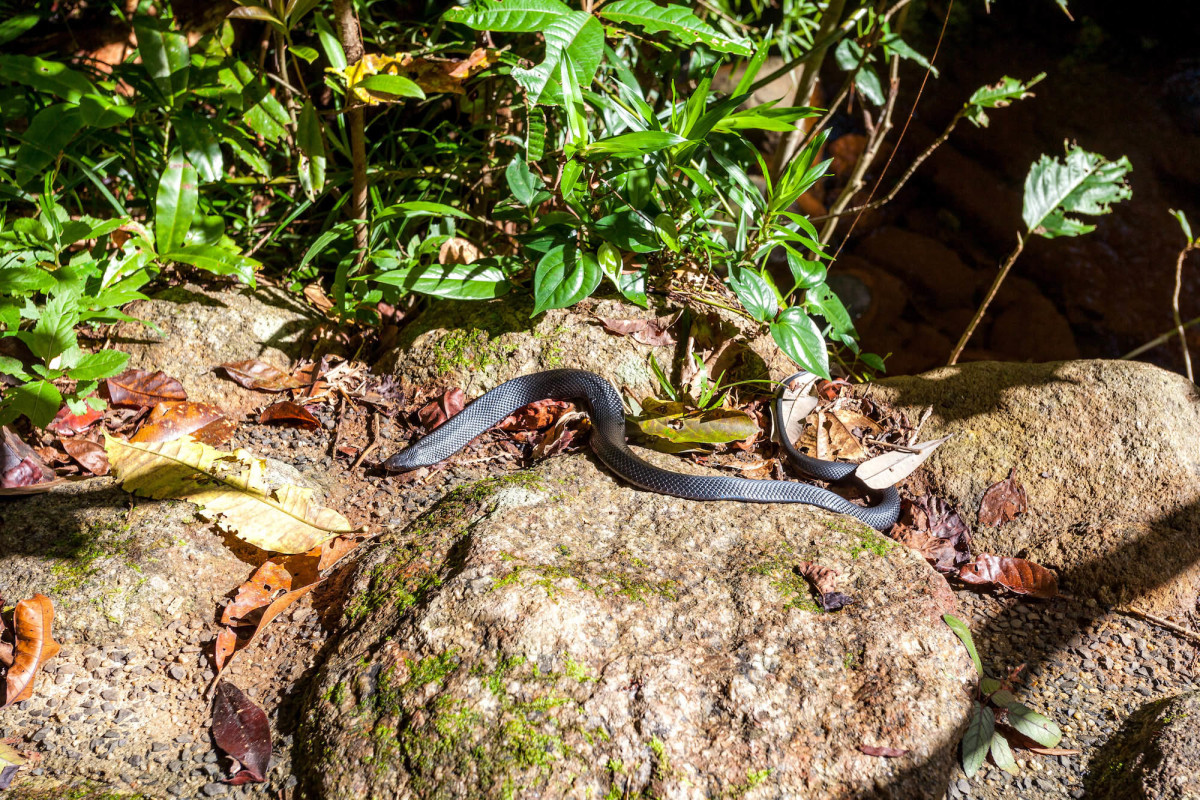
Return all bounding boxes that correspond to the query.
[1088,691,1200,800]
[868,359,1200,615]
[299,452,974,799]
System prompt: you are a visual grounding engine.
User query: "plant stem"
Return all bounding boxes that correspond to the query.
[1122,313,1200,361]
[948,233,1025,365]
[333,0,369,267]
[1172,242,1197,381]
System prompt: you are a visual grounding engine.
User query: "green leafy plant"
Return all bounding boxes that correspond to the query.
[944,613,1064,778]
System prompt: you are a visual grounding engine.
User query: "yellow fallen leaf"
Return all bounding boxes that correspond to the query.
[340,49,498,103]
[104,434,353,554]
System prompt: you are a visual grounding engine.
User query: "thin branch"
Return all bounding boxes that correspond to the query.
[1121,313,1200,361]
[333,0,369,268]
[948,232,1024,365]
[1172,242,1198,381]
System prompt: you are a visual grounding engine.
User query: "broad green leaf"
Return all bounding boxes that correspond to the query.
[882,33,938,76]
[17,293,77,362]
[105,434,353,554]
[634,400,758,444]
[14,104,85,186]
[654,213,680,253]
[290,45,319,63]
[599,0,752,56]
[990,733,1017,774]
[134,16,190,100]
[1022,145,1132,238]
[0,379,63,429]
[0,55,95,101]
[444,0,572,32]
[943,613,983,676]
[560,159,583,198]
[1006,702,1063,748]
[526,104,546,160]
[771,307,829,380]
[297,100,326,200]
[184,215,227,247]
[532,245,601,315]
[583,131,686,158]
[963,73,1044,128]
[155,150,198,255]
[165,244,260,287]
[962,703,994,778]
[355,73,425,100]
[0,356,30,380]
[511,11,603,105]
[226,61,290,143]
[67,349,130,382]
[77,94,135,128]
[313,15,347,70]
[834,39,884,106]
[0,265,56,295]
[0,13,39,46]
[729,266,778,322]
[785,249,827,291]
[368,258,511,300]
[175,113,225,183]
[506,154,543,206]
[226,5,284,26]
[806,283,854,336]
[597,242,648,307]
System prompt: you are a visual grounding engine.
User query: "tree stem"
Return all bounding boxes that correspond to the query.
[948,233,1025,365]
[1172,243,1197,381]
[333,0,368,266]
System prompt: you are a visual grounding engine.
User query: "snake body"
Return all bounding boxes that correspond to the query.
[384,368,901,530]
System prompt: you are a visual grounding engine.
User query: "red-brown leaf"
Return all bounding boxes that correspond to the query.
[219,360,313,393]
[212,681,271,784]
[959,553,1058,598]
[2,595,60,707]
[597,317,677,347]
[796,561,853,611]
[979,468,1028,527]
[46,404,104,436]
[61,438,110,476]
[891,523,970,574]
[104,369,187,408]
[498,399,574,432]
[417,388,465,431]
[131,401,236,445]
[0,427,55,490]
[860,744,909,758]
[258,401,319,430]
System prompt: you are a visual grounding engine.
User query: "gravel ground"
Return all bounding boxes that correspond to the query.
[942,588,1199,800]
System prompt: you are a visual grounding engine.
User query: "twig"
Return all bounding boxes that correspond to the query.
[862,437,920,454]
[352,411,381,469]
[1121,313,1200,361]
[332,0,369,268]
[947,232,1025,365]
[1117,606,1200,646]
[1172,242,1198,381]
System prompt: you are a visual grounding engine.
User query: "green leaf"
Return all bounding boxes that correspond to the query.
[770,307,829,379]
[165,244,260,287]
[1006,702,1063,748]
[356,73,426,100]
[729,266,778,322]
[963,73,1044,128]
[834,39,884,106]
[1172,209,1194,244]
[806,283,854,336]
[654,213,680,253]
[368,258,511,300]
[599,0,752,56]
[560,159,584,198]
[506,154,543,206]
[0,355,30,380]
[313,15,347,70]
[635,401,759,445]
[989,732,1018,774]
[375,201,475,223]
[67,349,130,382]
[14,103,85,186]
[17,292,78,362]
[226,5,284,25]
[290,45,320,63]
[511,11,603,105]
[582,131,686,158]
[785,249,827,291]
[712,106,820,133]
[0,55,96,101]
[77,94,135,128]
[597,242,648,307]
[297,100,326,200]
[1022,145,1132,239]
[942,613,983,676]
[0,13,40,47]
[134,16,190,100]
[444,0,572,32]
[155,150,199,255]
[962,703,994,778]
[526,104,546,160]
[175,113,225,183]
[532,245,601,315]
[0,379,63,429]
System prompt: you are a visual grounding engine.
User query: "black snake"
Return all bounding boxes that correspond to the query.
[383,368,901,530]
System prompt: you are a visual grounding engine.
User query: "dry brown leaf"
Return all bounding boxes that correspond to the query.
[597,317,677,347]
[891,524,970,574]
[438,237,482,265]
[418,388,465,431]
[796,561,853,611]
[860,744,909,757]
[499,399,573,432]
[2,595,60,707]
[219,360,313,393]
[104,369,187,408]
[855,435,950,490]
[959,553,1058,599]
[61,438,110,476]
[979,468,1028,526]
[131,401,236,446]
[1,427,56,491]
[46,404,104,436]
[303,284,334,314]
[259,401,320,430]
[212,681,271,785]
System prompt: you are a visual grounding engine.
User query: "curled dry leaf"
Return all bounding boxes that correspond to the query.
[212,681,271,785]
[0,427,56,492]
[439,237,482,265]
[855,435,951,490]
[597,317,677,347]
[104,369,187,408]
[2,594,60,707]
[796,561,853,611]
[891,524,970,574]
[131,401,236,446]
[499,399,573,432]
[979,468,1028,526]
[104,434,353,554]
[219,360,314,393]
[533,410,589,460]
[959,553,1058,599]
[907,495,971,549]
[259,401,320,430]
[859,744,909,758]
[46,404,104,436]
[418,388,465,431]
[799,408,880,462]
[61,438,110,476]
